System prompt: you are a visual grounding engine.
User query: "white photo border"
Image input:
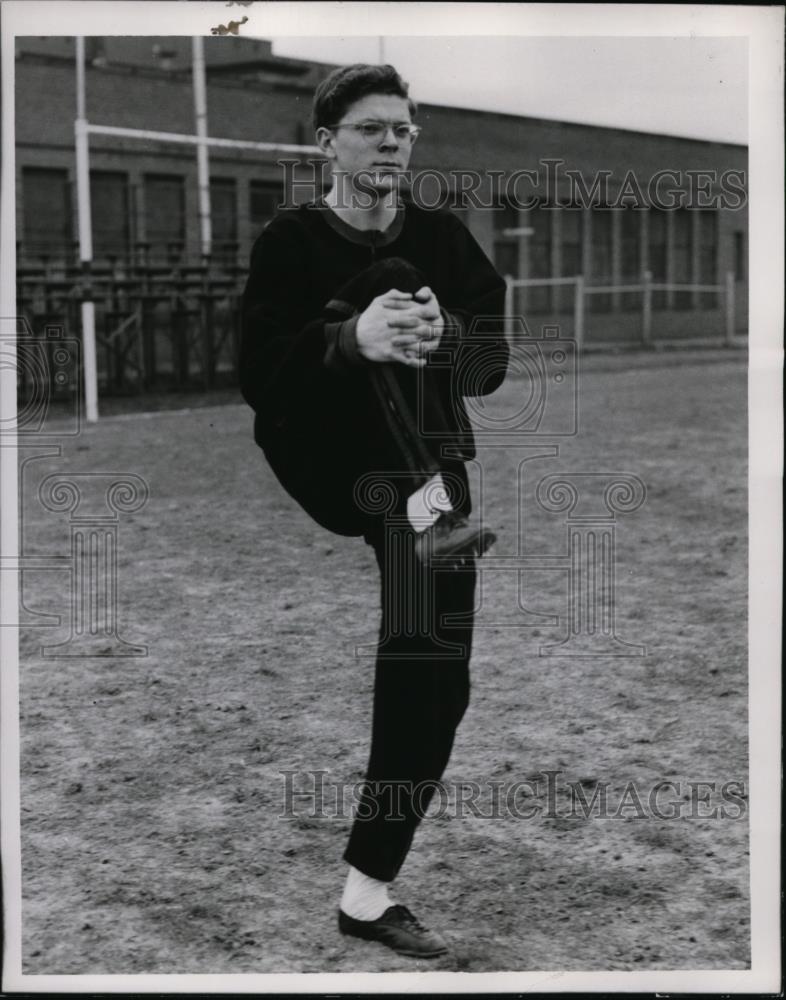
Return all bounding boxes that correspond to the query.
[1,1,782,993]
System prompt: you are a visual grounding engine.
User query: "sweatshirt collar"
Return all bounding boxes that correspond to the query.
[315,197,405,247]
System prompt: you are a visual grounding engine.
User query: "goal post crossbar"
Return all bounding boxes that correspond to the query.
[85,122,321,156]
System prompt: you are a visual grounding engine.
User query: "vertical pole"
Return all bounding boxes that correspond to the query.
[690,209,701,310]
[75,36,98,423]
[573,275,584,351]
[642,269,652,346]
[378,37,386,64]
[0,0,22,904]
[192,36,211,260]
[76,35,86,120]
[504,275,513,342]
[725,270,736,346]
[610,207,622,314]
[665,208,675,311]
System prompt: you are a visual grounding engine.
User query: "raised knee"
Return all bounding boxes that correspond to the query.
[371,256,424,292]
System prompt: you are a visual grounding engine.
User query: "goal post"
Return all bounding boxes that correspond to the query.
[74,37,98,423]
[192,36,211,261]
[72,35,320,422]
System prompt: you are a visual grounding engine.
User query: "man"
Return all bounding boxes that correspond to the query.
[240,63,509,959]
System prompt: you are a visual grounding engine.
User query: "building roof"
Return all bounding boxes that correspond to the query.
[15,35,747,151]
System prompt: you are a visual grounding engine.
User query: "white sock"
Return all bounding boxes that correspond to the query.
[340,865,394,921]
[406,472,453,533]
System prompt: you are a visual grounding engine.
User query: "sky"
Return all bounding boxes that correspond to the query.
[266,36,748,145]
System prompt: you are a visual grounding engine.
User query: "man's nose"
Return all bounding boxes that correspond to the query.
[378,127,400,148]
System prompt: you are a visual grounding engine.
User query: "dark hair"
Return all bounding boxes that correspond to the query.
[312,63,417,131]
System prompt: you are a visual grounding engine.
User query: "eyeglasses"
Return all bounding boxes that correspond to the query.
[328,121,422,144]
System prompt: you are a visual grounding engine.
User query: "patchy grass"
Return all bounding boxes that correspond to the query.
[18,353,748,973]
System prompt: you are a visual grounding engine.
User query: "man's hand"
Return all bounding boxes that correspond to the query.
[355,287,444,367]
[393,287,444,361]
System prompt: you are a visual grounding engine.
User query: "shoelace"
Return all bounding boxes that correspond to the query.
[389,904,428,932]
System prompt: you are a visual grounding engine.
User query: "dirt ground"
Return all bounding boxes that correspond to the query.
[16,350,749,974]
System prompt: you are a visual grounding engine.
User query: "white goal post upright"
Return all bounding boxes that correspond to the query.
[74,36,99,423]
[72,35,320,422]
[192,36,212,259]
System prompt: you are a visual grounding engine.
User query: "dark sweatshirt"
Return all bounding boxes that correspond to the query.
[240,198,509,536]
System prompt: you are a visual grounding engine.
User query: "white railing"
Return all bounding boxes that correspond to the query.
[504,271,739,350]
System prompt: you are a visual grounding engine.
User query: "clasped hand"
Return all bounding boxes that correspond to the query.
[355,287,443,368]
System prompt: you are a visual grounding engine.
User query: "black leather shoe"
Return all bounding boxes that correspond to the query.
[338,904,449,958]
[415,511,496,566]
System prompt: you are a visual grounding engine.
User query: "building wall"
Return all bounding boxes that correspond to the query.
[15,37,748,338]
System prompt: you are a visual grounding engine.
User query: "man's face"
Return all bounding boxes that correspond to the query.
[321,93,416,196]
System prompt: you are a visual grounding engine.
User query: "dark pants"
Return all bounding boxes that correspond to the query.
[343,533,476,882]
[331,258,478,882]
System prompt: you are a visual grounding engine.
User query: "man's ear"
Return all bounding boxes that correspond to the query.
[315,127,336,159]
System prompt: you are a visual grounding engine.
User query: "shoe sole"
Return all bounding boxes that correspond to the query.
[418,529,497,566]
[340,929,448,958]
[392,946,449,958]
[437,528,497,564]
[476,528,497,557]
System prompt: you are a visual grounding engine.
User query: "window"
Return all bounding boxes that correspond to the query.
[492,199,519,273]
[527,202,552,313]
[91,171,130,259]
[210,177,237,262]
[144,174,185,261]
[559,206,582,312]
[23,167,72,259]
[672,208,692,309]
[492,200,520,312]
[560,207,582,277]
[495,242,518,282]
[648,208,668,310]
[673,208,693,309]
[620,207,641,311]
[697,210,718,309]
[734,231,745,282]
[250,180,282,235]
[494,199,519,235]
[590,208,612,312]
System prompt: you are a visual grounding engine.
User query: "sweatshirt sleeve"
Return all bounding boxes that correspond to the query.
[239,219,357,420]
[437,211,509,396]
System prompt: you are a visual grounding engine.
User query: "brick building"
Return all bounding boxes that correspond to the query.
[15,35,748,345]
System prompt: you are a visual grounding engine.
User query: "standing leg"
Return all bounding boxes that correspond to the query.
[343,533,476,882]
[337,529,476,956]
[333,260,483,957]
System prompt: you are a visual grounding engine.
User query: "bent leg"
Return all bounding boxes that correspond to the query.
[325,258,462,527]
